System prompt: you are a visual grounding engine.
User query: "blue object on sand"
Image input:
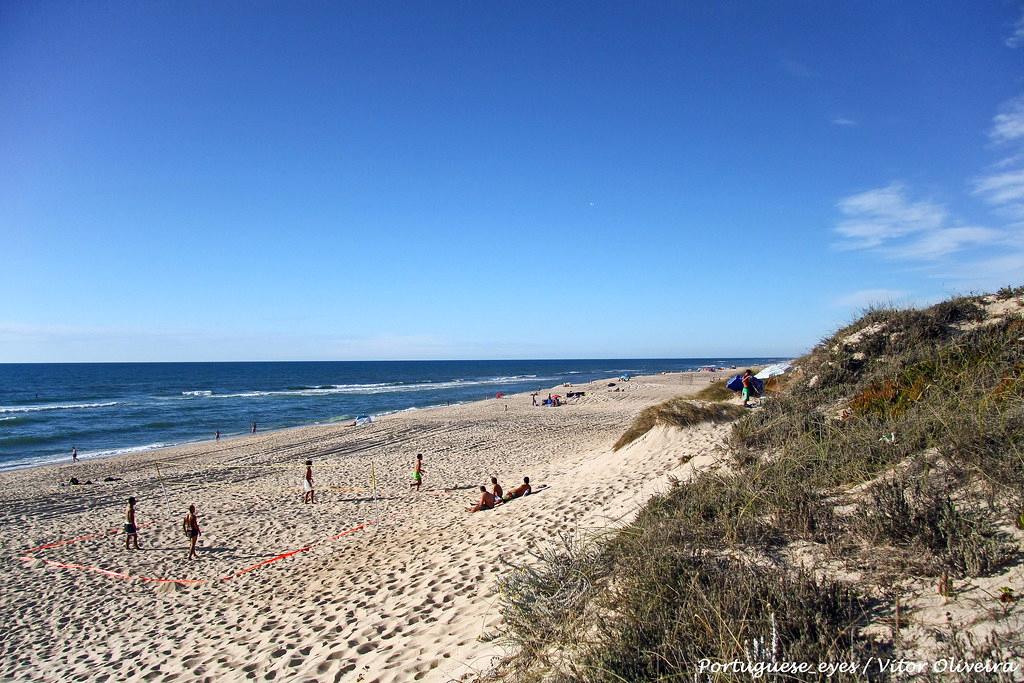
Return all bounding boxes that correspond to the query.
[726,375,764,395]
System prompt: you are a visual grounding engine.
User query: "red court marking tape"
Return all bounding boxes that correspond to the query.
[19,556,205,585]
[221,546,311,580]
[328,521,371,540]
[24,522,156,554]
[18,520,375,585]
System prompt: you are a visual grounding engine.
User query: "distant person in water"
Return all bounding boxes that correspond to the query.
[251,422,257,434]
[303,460,315,504]
[215,431,220,441]
[503,476,532,501]
[71,447,78,463]
[124,497,141,550]
[490,476,503,500]
[182,504,201,559]
[410,453,425,492]
[467,485,497,513]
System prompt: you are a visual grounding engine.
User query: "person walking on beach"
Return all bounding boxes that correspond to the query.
[124,497,141,550]
[71,446,78,463]
[410,453,425,492]
[466,485,497,513]
[215,430,220,441]
[251,422,257,434]
[490,476,503,500]
[303,460,315,504]
[182,504,201,559]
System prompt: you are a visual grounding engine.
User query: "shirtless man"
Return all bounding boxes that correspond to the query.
[410,453,425,492]
[503,476,532,501]
[303,460,315,504]
[490,476,503,500]
[182,504,201,559]
[466,485,496,513]
[124,496,141,550]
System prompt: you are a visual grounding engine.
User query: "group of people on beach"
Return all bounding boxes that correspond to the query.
[120,449,533,559]
[407,453,534,512]
[466,475,532,512]
[123,496,202,559]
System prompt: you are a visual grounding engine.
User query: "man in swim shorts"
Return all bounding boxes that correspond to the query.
[466,485,496,513]
[182,504,201,559]
[503,476,532,501]
[410,453,425,492]
[490,476,503,500]
[124,496,141,550]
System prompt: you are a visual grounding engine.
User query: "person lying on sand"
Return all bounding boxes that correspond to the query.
[466,485,497,513]
[490,476,503,500]
[502,476,532,502]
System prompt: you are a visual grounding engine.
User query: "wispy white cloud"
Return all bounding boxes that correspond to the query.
[990,96,1024,143]
[890,226,1003,260]
[1006,9,1024,48]
[974,96,1024,218]
[835,183,946,250]
[833,289,909,308]
[973,168,1024,207]
[831,117,858,127]
[834,183,1005,262]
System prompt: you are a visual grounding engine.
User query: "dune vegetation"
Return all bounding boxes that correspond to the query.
[493,288,1024,682]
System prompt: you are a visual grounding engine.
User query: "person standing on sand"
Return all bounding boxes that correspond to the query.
[124,497,141,550]
[742,369,754,407]
[182,504,201,559]
[303,460,315,504]
[71,446,78,463]
[466,485,497,513]
[410,453,425,492]
[490,476,503,500]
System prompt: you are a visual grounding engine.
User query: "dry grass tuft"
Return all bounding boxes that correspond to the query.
[613,398,745,451]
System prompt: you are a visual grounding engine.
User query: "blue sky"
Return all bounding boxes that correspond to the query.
[2,1,1023,362]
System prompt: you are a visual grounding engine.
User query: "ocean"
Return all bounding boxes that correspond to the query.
[0,358,784,470]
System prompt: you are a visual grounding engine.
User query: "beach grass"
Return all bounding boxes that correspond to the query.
[495,289,1024,681]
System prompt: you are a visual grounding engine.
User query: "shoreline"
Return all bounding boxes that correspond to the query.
[3,365,751,475]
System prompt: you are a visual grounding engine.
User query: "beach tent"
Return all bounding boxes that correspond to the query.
[755,363,791,380]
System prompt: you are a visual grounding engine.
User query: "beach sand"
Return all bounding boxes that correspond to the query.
[0,370,734,682]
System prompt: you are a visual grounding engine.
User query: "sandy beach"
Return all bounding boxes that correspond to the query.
[0,370,733,682]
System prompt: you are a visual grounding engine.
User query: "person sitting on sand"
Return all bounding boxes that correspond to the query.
[410,453,425,492]
[490,476,503,500]
[303,460,315,504]
[124,496,141,550]
[503,476,532,501]
[182,504,201,559]
[467,485,497,513]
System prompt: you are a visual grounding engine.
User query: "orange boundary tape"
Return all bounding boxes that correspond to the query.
[24,523,154,554]
[18,520,375,586]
